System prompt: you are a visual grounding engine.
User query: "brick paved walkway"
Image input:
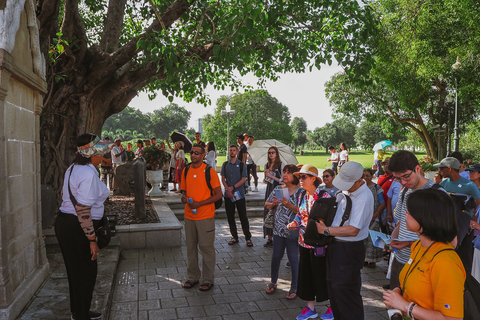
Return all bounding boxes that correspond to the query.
[109,218,390,320]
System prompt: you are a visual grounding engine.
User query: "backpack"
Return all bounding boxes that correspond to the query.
[303,191,352,247]
[430,248,480,320]
[400,184,473,246]
[184,164,223,210]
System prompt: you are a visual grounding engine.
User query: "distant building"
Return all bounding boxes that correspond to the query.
[198,118,203,134]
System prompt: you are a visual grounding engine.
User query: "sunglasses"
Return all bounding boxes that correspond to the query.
[299,174,312,180]
[322,175,331,178]
[268,151,276,154]
[189,151,203,155]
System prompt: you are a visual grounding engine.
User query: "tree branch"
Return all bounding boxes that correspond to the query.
[100,0,128,53]
[61,0,88,66]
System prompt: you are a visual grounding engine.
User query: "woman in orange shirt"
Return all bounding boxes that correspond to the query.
[383,189,465,320]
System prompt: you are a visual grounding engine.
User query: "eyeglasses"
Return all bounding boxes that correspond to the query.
[393,170,414,182]
[268,151,276,154]
[299,174,312,180]
[322,175,331,178]
[190,151,203,155]
[469,171,480,174]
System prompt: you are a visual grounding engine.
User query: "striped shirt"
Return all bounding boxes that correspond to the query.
[394,180,443,264]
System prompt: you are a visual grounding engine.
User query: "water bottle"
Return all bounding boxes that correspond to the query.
[188,198,197,214]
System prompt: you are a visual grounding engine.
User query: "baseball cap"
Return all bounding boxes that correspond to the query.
[433,157,461,170]
[465,164,480,172]
[333,161,363,191]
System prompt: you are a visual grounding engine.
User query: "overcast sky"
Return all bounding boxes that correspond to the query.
[129,63,343,132]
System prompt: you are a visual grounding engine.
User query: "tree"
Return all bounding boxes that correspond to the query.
[102,106,152,137]
[310,118,357,152]
[354,120,406,150]
[148,103,191,140]
[38,0,376,191]
[202,90,293,152]
[326,0,480,159]
[291,117,308,152]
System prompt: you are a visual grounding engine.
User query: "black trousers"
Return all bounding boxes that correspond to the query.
[55,212,97,320]
[457,230,475,275]
[297,246,328,302]
[332,162,338,174]
[224,197,251,240]
[247,164,258,187]
[327,240,365,320]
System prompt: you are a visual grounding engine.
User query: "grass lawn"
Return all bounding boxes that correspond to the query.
[293,150,428,170]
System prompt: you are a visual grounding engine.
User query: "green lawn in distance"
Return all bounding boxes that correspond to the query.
[292,150,428,170]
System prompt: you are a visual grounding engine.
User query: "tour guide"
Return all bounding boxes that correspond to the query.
[316,161,374,320]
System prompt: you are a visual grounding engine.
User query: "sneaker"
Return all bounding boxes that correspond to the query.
[297,307,318,320]
[321,307,334,320]
[71,311,102,320]
[253,187,258,192]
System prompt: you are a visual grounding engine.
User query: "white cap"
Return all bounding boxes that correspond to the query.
[333,161,363,191]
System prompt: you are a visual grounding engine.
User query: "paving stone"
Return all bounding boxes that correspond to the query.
[229,300,261,313]
[176,305,206,318]
[160,297,189,309]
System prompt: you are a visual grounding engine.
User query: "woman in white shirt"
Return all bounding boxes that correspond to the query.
[55,133,112,320]
[338,142,349,170]
[205,141,217,169]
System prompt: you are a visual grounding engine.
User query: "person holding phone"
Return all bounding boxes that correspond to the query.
[287,165,332,320]
[264,164,304,299]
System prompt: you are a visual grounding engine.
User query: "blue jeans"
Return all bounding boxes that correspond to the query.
[271,234,299,291]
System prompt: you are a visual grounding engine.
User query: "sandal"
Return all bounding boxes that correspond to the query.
[246,240,253,247]
[228,238,239,245]
[263,239,273,247]
[183,280,199,289]
[199,283,214,291]
[266,282,277,294]
[286,289,297,300]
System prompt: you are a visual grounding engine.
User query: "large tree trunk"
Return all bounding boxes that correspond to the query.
[38,0,195,194]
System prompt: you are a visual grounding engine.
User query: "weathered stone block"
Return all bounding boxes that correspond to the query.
[113,163,134,196]
[6,140,21,177]
[21,142,35,174]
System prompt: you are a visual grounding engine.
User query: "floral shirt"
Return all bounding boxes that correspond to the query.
[267,186,304,238]
[288,186,332,248]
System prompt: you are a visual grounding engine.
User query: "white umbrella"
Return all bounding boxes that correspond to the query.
[248,139,298,166]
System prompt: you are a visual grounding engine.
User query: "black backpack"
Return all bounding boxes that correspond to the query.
[430,248,480,320]
[303,191,352,247]
[400,184,473,246]
[184,164,223,210]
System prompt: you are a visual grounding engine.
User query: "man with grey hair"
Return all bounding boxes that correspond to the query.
[316,161,374,320]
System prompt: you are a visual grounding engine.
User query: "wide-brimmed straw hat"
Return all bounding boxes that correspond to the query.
[293,164,321,181]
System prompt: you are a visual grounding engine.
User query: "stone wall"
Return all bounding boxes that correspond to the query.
[0,1,49,319]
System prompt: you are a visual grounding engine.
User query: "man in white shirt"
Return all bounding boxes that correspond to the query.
[316,161,374,320]
[111,138,125,190]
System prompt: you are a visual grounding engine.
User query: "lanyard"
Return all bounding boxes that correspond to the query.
[401,241,436,294]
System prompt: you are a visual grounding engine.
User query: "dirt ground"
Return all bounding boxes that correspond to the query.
[104,196,159,225]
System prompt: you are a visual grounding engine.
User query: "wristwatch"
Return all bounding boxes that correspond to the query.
[324,227,330,236]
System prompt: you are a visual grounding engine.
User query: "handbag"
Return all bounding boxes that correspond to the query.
[68,164,112,249]
[264,207,275,229]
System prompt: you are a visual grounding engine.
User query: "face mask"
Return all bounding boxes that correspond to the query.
[77,136,114,158]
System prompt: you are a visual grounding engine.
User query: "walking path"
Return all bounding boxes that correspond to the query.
[108,217,390,320]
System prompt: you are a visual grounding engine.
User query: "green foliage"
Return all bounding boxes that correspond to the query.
[148,103,191,140]
[311,118,357,151]
[137,144,170,169]
[102,107,152,138]
[291,117,308,151]
[202,90,293,152]
[325,0,480,159]
[418,155,438,172]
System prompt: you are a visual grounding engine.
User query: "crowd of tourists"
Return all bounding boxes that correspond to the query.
[55,132,480,320]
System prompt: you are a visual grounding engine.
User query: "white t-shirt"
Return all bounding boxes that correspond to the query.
[246,143,254,165]
[206,150,217,168]
[330,151,339,162]
[331,182,374,241]
[59,164,110,220]
[339,150,349,161]
[111,145,123,164]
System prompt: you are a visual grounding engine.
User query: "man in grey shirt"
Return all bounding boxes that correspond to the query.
[221,145,252,247]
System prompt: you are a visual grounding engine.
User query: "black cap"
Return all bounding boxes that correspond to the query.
[465,164,480,172]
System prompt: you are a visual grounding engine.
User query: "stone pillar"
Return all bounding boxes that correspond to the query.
[0,1,49,319]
